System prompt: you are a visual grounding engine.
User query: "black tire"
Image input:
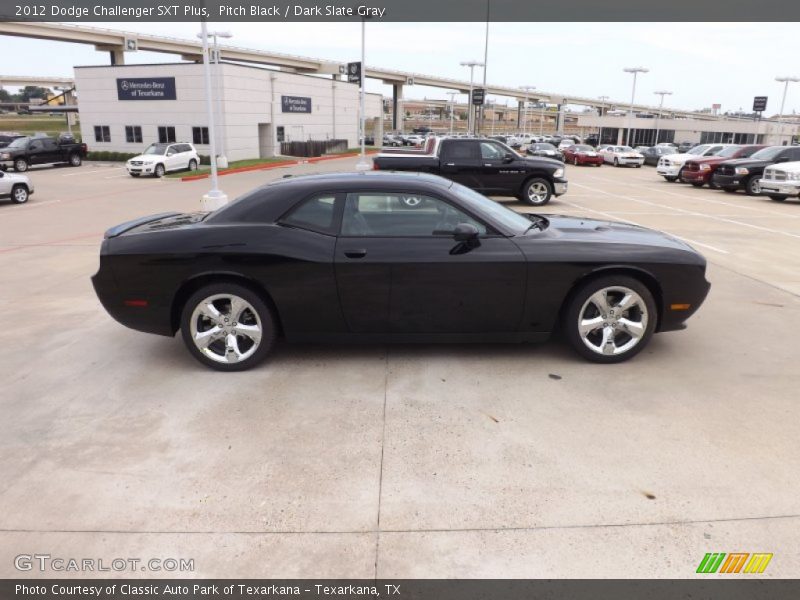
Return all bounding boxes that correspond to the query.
[519,177,552,206]
[677,168,686,182]
[768,195,788,202]
[69,153,82,167]
[188,159,198,171]
[154,163,165,178]
[745,176,760,196]
[180,282,278,372]
[563,275,657,364]
[614,158,619,167]
[14,158,28,173]
[664,176,677,182]
[691,182,704,188]
[10,184,29,204]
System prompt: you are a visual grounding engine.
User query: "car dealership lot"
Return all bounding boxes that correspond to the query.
[1,158,799,578]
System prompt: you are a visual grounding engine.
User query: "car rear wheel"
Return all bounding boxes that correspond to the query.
[520,178,552,206]
[69,153,82,167]
[14,158,28,172]
[10,184,29,204]
[745,176,760,196]
[564,276,657,364]
[154,163,165,178]
[768,194,788,202]
[188,159,198,171]
[180,283,277,371]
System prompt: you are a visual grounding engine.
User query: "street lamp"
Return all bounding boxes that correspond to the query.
[623,66,648,146]
[460,60,484,135]
[597,95,609,146]
[653,90,672,145]
[520,85,536,136]
[355,17,371,171]
[446,91,458,135]
[775,76,800,145]
[197,30,232,168]
[197,21,227,211]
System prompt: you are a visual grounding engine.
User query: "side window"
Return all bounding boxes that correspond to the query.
[281,194,337,234]
[790,148,800,161]
[441,141,478,161]
[43,139,58,151]
[479,142,506,160]
[341,193,486,237]
[29,140,43,151]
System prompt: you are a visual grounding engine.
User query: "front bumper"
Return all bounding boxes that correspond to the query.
[126,163,155,175]
[575,155,603,165]
[657,164,683,177]
[615,157,644,166]
[554,181,568,196]
[759,180,800,197]
[711,173,742,189]
[681,170,711,183]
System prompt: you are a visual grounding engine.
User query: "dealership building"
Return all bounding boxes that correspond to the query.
[73,62,383,161]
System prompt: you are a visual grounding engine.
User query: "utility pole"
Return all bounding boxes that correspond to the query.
[653,90,672,145]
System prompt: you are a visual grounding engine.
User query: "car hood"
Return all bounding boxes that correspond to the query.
[717,157,773,168]
[526,215,703,258]
[127,154,161,162]
[520,156,563,167]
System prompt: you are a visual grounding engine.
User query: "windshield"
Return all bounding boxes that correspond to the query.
[617,146,634,152]
[143,143,169,156]
[6,136,29,149]
[574,145,593,151]
[449,181,533,234]
[750,146,786,161]
[716,146,743,158]
[535,143,556,151]
[687,144,710,155]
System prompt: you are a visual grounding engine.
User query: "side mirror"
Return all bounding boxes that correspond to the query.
[453,222,480,242]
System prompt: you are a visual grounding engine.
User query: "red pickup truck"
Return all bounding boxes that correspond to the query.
[681,144,765,188]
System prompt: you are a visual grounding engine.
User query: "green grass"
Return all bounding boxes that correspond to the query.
[164,157,292,178]
[0,114,79,138]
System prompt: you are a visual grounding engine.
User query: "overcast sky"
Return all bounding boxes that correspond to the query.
[3,21,800,115]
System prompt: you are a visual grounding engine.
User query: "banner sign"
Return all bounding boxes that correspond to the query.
[116,77,176,100]
[281,96,312,113]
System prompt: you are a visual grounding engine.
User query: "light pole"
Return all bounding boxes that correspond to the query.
[623,66,648,146]
[597,95,609,146]
[479,0,490,134]
[460,60,484,135]
[356,18,370,171]
[446,91,458,135]
[775,76,800,145]
[653,90,672,145]
[198,30,232,169]
[198,21,227,211]
[520,85,536,136]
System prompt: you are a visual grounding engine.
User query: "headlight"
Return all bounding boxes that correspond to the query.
[0,152,9,160]
[554,168,565,178]
[699,164,711,171]
[735,167,749,175]
[788,172,800,181]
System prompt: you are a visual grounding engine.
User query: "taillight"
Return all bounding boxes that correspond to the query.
[372,162,379,170]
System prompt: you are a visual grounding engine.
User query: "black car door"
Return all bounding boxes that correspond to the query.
[42,138,60,163]
[27,138,46,165]
[438,140,484,189]
[334,191,526,335]
[477,140,523,193]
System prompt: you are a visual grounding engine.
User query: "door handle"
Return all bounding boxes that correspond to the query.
[344,249,367,259]
[445,162,455,166]
[484,163,492,167]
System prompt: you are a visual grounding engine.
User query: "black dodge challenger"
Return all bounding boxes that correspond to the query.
[92,172,710,371]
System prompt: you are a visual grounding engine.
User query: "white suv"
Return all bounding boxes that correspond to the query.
[0,169,33,204]
[126,142,200,177]
[656,144,731,182]
[759,161,800,201]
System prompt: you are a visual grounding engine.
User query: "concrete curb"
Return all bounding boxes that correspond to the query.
[179,150,379,182]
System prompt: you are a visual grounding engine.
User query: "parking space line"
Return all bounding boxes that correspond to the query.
[582,173,800,219]
[0,199,62,215]
[572,181,800,243]
[61,169,116,177]
[559,198,729,254]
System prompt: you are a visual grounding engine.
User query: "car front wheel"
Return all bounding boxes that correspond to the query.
[11,184,29,204]
[564,276,656,364]
[154,163,165,178]
[520,178,552,206]
[745,176,761,196]
[180,283,277,371]
[188,159,198,171]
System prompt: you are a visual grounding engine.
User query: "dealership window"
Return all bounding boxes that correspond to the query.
[192,127,209,145]
[276,126,285,142]
[94,125,110,143]
[125,126,142,144]
[157,126,176,143]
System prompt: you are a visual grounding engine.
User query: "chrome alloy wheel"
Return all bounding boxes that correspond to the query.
[527,181,549,204]
[577,286,648,356]
[189,294,262,364]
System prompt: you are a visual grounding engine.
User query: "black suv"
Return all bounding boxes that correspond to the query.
[712,146,800,195]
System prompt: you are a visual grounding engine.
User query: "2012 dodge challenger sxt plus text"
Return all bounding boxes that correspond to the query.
[92,172,710,371]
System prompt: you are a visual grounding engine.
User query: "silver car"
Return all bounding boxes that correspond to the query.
[0,169,33,204]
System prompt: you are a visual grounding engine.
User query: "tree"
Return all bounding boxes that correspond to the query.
[0,89,12,102]
[18,86,52,101]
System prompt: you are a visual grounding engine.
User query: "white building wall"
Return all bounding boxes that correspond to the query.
[74,63,383,161]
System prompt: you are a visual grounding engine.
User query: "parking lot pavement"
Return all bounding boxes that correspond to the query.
[1,158,799,578]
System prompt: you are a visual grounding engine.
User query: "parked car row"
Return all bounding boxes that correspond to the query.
[653,142,800,202]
